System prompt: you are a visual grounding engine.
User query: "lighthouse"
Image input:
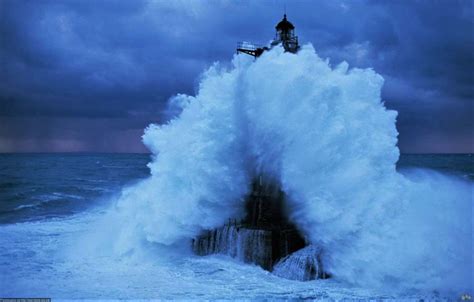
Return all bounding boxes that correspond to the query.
[236,14,300,57]
[271,14,299,53]
[192,13,328,281]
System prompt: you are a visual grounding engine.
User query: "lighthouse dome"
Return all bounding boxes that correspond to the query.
[275,14,295,30]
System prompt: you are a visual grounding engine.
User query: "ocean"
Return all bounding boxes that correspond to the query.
[0,153,472,299]
[1,153,472,225]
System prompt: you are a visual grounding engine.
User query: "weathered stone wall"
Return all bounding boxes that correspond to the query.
[192,177,328,280]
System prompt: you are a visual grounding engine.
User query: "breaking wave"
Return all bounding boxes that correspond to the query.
[110,45,472,295]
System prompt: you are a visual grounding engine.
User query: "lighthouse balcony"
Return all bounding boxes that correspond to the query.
[236,42,268,57]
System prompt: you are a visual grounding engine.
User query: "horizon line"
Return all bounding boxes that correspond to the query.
[0,151,472,155]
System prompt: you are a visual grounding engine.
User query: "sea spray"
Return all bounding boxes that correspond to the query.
[273,245,325,281]
[114,66,252,247]
[112,44,472,294]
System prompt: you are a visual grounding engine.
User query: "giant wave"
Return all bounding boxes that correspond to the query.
[111,45,472,295]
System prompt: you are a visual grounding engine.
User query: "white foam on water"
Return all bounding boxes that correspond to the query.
[0,211,395,299]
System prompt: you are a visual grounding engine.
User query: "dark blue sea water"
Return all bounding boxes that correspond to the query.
[0,153,472,299]
[1,153,472,225]
[0,153,150,224]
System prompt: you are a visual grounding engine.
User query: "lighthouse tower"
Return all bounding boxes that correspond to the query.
[236,14,299,57]
[271,14,299,53]
[192,13,329,280]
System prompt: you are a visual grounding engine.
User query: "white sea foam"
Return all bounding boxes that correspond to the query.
[111,45,473,295]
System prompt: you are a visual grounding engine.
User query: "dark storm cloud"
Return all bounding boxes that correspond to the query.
[0,0,472,152]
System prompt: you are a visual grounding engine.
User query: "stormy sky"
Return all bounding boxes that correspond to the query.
[0,0,472,153]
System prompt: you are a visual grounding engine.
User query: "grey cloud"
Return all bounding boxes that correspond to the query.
[0,0,472,152]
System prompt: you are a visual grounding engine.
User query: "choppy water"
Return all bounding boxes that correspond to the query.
[0,153,471,299]
[0,153,149,224]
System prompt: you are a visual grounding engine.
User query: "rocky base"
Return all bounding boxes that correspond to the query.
[192,224,305,270]
[193,225,273,269]
[273,245,329,281]
[192,176,329,280]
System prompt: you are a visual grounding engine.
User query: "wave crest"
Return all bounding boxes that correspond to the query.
[112,45,472,294]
